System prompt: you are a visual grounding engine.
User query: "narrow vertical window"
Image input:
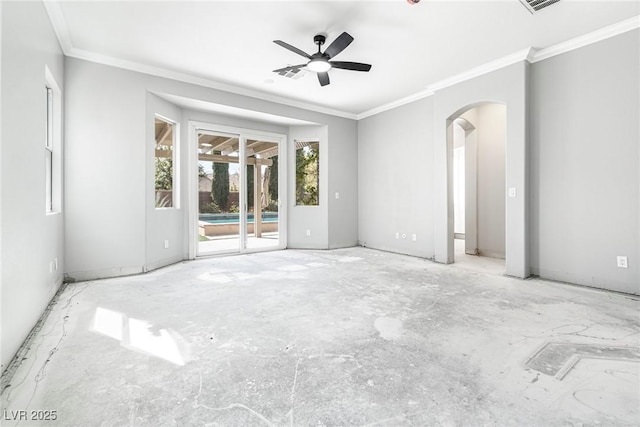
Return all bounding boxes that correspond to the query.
[155,116,178,208]
[45,66,62,214]
[295,140,319,206]
[45,86,53,212]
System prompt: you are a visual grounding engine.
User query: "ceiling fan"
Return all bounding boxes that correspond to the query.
[272,32,372,87]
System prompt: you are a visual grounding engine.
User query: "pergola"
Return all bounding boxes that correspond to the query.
[154,118,279,237]
[197,134,278,238]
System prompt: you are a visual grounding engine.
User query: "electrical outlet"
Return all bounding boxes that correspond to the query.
[395,232,399,239]
[508,187,517,198]
[412,234,417,241]
[164,240,169,249]
[335,192,340,199]
[617,256,628,268]
[306,229,311,237]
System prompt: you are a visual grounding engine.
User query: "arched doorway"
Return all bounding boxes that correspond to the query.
[449,103,507,273]
[431,61,529,279]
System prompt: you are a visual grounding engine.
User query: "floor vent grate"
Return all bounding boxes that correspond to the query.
[519,0,560,14]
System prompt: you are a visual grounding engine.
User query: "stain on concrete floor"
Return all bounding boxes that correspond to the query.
[1,247,639,426]
[374,317,403,340]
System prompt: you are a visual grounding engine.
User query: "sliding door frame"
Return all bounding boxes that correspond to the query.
[187,121,287,259]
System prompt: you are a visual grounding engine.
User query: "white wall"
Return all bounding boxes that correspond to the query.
[530,29,639,294]
[65,61,147,280]
[465,104,506,259]
[1,1,65,370]
[358,98,435,258]
[434,62,528,277]
[146,94,184,270]
[288,125,329,249]
[453,123,465,235]
[358,30,638,294]
[328,121,359,249]
[64,58,358,280]
[358,62,526,271]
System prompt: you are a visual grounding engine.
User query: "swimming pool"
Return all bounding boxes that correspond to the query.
[199,213,278,224]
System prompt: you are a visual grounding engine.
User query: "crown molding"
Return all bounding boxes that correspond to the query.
[43,2,356,120]
[428,47,535,93]
[65,47,358,120]
[357,15,639,119]
[357,48,534,120]
[43,0,72,53]
[43,1,638,123]
[531,15,640,63]
[357,89,434,120]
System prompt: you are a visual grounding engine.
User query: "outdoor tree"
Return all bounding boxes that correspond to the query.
[155,158,172,191]
[247,164,254,211]
[296,145,319,205]
[268,155,278,203]
[212,162,229,210]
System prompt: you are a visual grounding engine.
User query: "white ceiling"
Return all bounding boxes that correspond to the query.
[46,1,639,118]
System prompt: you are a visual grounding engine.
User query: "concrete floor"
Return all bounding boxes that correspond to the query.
[199,234,280,255]
[2,247,639,426]
[453,238,506,276]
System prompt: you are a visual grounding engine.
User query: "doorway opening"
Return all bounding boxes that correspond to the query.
[190,123,286,257]
[450,103,506,274]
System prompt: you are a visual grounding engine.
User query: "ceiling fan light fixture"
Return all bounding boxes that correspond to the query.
[307,58,331,73]
[273,32,370,86]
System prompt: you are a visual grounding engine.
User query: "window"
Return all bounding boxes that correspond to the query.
[44,66,61,214]
[154,116,178,208]
[45,86,53,212]
[295,140,319,206]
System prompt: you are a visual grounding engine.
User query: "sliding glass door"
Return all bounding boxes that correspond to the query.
[196,131,242,256]
[190,123,285,258]
[245,137,281,251]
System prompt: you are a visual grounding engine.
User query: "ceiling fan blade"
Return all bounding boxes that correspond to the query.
[323,32,354,59]
[330,61,372,72]
[317,71,330,86]
[273,64,307,73]
[273,40,311,59]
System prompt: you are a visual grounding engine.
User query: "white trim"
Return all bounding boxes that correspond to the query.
[188,121,287,259]
[429,48,535,93]
[239,135,248,252]
[154,114,179,209]
[187,122,198,259]
[531,15,640,63]
[44,65,62,215]
[42,1,638,121]
[65,46,358,120]
[357,89,434,120]
[357,15,639,119]
[42,0,354,119]
[357,48,534,120]
[42,0,72,53]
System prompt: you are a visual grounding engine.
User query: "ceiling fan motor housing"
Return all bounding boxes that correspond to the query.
[313,34,326,46]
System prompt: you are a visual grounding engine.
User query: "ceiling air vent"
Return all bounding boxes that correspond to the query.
[519,0,560,14]
[277,67,307,80]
